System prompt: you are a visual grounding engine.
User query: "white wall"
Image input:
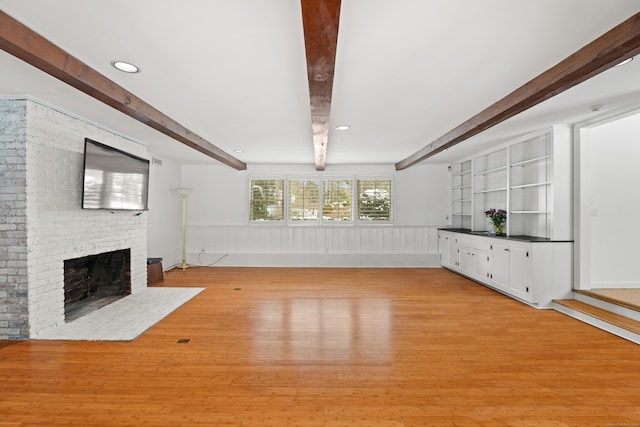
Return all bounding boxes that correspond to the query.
[586,111,640,287]
[179,162,450,267]
[146,155,182,269]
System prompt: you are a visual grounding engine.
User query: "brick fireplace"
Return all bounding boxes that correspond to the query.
[0,99,148,339]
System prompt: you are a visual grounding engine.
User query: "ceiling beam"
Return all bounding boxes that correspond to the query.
[301,0,341,171]
[396,12,640,170]
[0,10,246,170]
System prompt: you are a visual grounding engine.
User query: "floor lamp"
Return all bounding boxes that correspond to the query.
[175,188,193,270]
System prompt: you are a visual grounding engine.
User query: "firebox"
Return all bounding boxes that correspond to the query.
[63,249,132,321]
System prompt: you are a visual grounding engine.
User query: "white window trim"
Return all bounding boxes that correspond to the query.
[248,175,394,226]
[355,176,394,225]
[248,176,286,225]
[287,176,322,225]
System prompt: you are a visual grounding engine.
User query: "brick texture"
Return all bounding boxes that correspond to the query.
[0,99,148,339]
[0,99,28,339]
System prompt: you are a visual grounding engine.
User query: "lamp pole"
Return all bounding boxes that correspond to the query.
[175,188,192,270]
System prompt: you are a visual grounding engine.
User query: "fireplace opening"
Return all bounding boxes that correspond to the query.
[63,249,132,322]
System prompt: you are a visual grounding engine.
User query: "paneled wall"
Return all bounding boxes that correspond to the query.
[187,225,441,267]
[176,162,450,268]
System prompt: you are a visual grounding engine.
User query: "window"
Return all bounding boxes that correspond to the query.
[357,179,392,221]
[289,179,320,221]
[250,179,284,221]
[323,179,353,221]
[249,176,392,224]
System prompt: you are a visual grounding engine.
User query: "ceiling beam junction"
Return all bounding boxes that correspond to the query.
[0,10,246,170]
[395,12,640,170]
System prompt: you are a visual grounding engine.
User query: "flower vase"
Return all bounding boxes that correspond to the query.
[493,223,504,235]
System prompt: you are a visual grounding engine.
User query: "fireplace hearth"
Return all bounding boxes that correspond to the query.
[64,249,132,322]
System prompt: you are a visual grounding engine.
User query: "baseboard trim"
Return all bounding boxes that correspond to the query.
[189,252,441,268]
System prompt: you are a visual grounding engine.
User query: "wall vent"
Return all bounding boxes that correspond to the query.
[152,156,163,166]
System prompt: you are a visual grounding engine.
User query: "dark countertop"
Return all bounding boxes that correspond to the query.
[438,228,573,243]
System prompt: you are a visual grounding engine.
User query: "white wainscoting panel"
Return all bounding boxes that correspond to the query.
[185,225,441,268]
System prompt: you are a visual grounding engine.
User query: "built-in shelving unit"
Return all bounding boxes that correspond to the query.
[446,125,572,240]
[473,148,507,231]
[441,125,573,308]
[450,160,472,229]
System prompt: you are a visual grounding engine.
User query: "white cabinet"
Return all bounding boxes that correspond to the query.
[474,247,491,282]
[438,232,450,266]
[458,240,474,276]
[439,231,460,269]
[506,244,531,302]
[490,241,510,290]
[438,230,572,307]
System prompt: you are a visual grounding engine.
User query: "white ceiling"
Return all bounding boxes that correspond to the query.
[1,1,640,167]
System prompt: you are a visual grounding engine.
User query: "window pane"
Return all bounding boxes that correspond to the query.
[289,179,320,221]
[357,179,392,221]
[323,179,353,221]
[250,179,284,221]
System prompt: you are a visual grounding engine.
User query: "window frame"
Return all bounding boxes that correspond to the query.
[356,177,394,225]
[248,175,393,226]
[321,177,355,224]
[248,177,286,225]
[287,176,322,224]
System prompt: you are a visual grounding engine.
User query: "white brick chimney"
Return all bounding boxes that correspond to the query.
[0,98,148,339]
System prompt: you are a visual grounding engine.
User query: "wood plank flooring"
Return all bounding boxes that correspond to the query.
[1,267,640,426]
[575,288,640,311]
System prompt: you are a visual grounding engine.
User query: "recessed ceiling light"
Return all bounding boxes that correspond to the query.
[233,149,244,153]
[111,61,140,73]
[336,125,350,131]
[615,57,633,67]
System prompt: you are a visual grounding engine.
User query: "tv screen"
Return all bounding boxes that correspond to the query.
[82,138,150,210]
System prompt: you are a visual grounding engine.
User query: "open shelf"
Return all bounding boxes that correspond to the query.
[447,125,571,240]
[510,182,551,190]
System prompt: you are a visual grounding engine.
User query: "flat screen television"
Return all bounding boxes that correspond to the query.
[82,138,150,211]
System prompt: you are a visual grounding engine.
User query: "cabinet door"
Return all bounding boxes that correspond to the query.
[474,249,491,281]
[491,242,510,289]
[448,237,460,269]
[459,246,474,274]
[509,245,531,301]
[439,233,450,266]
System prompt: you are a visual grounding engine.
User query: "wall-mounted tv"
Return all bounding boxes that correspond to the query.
[82,138,150,211]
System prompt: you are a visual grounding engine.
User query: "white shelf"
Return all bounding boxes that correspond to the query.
[448,125,571,240]
[510,210,550,214]
[510,155,551,167]
[474,187,507,194]
[474,166,507,176]
[510,182,551,189]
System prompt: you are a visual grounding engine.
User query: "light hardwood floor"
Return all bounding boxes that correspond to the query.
[1,267,640,426]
